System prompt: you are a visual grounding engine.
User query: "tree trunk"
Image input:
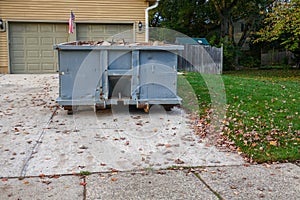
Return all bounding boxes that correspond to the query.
[220,9,230,42]
[229,16,235,44]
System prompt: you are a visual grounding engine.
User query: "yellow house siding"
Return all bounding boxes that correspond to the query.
[0,0,148,21]
[0,32,8,73]
[0,0,150,73]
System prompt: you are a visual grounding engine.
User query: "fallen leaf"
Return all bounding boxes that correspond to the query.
[259,147,264,151]
[174,159,184,164]
[80,182,87,186]
[269,141,277,146]
[251,143,257,147]
[259,193,265,198]
[136,122,143,126]
[230,185,237,189]
[52,175,60,179]
[111,168,119,173]
[111,177,118,182]
[42,180,52,185]
[79,145,88,150]
[23,181,30,185]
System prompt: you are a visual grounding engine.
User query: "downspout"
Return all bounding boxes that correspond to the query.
[145,0,160,42]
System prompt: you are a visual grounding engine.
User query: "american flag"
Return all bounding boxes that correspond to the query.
[68,11,75,34]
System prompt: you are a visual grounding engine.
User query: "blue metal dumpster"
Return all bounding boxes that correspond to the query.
[54,41,183,113]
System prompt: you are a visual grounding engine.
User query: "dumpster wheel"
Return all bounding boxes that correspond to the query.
[63,106,76,115]
[144,104,150,113]
[163,105,172,111]
[137,103,150,113]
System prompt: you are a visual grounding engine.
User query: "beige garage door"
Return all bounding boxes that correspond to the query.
[77,23,134,42]
[9,22,68,74]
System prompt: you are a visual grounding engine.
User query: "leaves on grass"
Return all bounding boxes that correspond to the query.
[269,141,278,146]
[185,70,300,163]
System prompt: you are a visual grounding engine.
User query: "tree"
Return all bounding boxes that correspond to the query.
[151,0,277,69]
[151,0,213,37]
[255,0,300,67]
[209,0,238,43]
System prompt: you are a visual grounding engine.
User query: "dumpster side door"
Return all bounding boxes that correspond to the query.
[58,50,103,105]
[139,50,178,101]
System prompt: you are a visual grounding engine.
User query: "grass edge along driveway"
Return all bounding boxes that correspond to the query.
[179,69,300,163]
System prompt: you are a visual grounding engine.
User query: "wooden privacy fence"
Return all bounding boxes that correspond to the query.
[177,44,223,74]
[261,49,294,66]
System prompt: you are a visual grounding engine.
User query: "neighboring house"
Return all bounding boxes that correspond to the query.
[0,0,155,74]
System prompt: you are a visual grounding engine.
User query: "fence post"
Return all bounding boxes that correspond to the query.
[220,44,223,74]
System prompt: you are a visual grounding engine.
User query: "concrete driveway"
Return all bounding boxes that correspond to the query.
[0,74,244,177]
[1,74,300,200]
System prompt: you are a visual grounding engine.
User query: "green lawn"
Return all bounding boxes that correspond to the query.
[179,69,300,163]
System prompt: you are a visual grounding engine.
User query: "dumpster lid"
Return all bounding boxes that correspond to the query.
[54,41,184,51]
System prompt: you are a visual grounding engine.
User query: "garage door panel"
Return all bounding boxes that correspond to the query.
[10,24,25,32]
[40,24,54,32]
[106,26,119,34]
[11,37,24,45]
[12,51,25,58]
[55,24,68,32]
[41,37,54,45]
[77,23,133,42]
[27,63,40,71]
[27,50,39,58]
[42,63,55,71]
[26,24,38,32]
[41,50,55,57]
[14,64,25,70]
[56,37,67,44]
[9,22,68,73]
[91,25,105,33]
[26,37,39,45]
[13,60,25,65]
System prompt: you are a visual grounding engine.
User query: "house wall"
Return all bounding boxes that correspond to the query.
[0,0,150,73]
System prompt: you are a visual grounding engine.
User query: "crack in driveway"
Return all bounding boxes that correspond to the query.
[20,106,58,177]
